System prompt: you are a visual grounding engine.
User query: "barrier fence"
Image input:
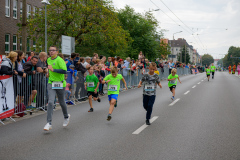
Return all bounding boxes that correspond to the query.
[11,67,191,116]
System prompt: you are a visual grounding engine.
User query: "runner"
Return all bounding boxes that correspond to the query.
[85,66,101,112]
[228,65,231,74]
[210,63,216,79]
[102,66,127,121]
[138,63,162,125]
[232,64,236,74]
[168,68,181,101]
[237,62,240,76]
[206,65,211,81]
[44,46,70,131]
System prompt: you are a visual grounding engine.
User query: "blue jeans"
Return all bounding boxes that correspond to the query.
[143,95,156,120]
[65,90,71,100]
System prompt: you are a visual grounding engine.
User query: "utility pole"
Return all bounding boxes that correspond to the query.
[185,44,186,64]
[22,0,27,53]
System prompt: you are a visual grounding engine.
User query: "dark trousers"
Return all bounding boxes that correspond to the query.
[169,68,172,75]
[75,82,81,99]
[212,72,215,78]
[143,95,156,120]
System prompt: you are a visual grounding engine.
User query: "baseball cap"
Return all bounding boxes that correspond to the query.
[119,59,123,62]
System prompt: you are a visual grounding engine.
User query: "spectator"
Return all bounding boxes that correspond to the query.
[66,53,77,70]
[123,57,131,87]
[168,60,173,74]
[36,52,48,109]
[93,53,98,59]
[117,59,124,71]
[74,53,80,66]
[75,57,87,101]
[90,57,97,66]
[27,51,35,62]
[64,74,71,102]
[1,51,19,118]
[58,53,64,60]
[23,56,38,111]
[138,51,143,60]
[105,57,113,72]
[115,56,120,67]
[83,57,91,68]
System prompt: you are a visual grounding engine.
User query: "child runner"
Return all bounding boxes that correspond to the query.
[85,66,101,112]
[206,65,211,81]
[138,63,162,125]
[102,66,127,121]
[210,63,216,79]
[168,68,181,101]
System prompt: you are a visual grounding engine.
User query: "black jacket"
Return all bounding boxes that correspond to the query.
[0,58,14,75]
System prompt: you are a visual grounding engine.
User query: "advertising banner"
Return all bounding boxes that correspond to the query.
[0,75,14,119]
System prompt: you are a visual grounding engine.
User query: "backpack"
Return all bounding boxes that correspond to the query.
[16,103,26,117]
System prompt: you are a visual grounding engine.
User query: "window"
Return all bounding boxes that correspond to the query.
[20,2,22,17]
[20,37,22,50]
[27,4,31,19]
[5,34,10,53]
[13,35,17,50]
[13,0,17,19]
[5,0,10,17]
[33,6,36,18]
[27,37,30,52]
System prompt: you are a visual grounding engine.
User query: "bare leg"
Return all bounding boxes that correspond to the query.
[172,88,175,97]
[28,90,37,106]
[88,95,93,108]
[109,99,116,114]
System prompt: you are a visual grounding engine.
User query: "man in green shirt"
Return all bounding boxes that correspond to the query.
[85,66,101,112]
[206,65,211,81]
[44,46,70,131]
[211,63,216,79]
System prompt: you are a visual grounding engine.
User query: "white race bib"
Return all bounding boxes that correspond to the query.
[52,82,63,89]
[108,85,117,91]
[87,82,94,87]
[170,79,177,84]
[145,84,155,91]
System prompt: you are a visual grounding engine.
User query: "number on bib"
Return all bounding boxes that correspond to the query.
[52,82,63,89]
[108,85,117,91]
[88,82,94,87]
[170,79,176,84]
[145,84,154,91]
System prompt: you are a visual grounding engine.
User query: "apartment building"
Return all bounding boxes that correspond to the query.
[0,0,43,54]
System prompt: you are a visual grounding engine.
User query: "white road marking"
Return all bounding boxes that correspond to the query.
[132,116,159,135]
[184,90,190,95]
[201,80,204,81]
[192,85,196,88]
[198,82,201,84]
[169,98,180,106]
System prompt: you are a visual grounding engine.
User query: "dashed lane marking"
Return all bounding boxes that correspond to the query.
[192,85,196,88]
[132,116,159,135]
[202,80,204,81]
[169,98,180,106]
[198,82,201,84]
[184,90,190,95]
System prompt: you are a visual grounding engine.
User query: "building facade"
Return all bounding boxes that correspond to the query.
[0,0,43,55]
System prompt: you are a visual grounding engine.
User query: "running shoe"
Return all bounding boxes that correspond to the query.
[107,114,112,121]
[63,114,71,127]
[97,98,101,103]
[44,123,52,131]
[114,101,117,108]
[171,97,174,101]
[146,119,151,125]
[88,108,94,112]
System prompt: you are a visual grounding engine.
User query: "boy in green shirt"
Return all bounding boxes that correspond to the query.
[206,65,211,81]
[168,68,181,101]
[102,66,127,121]
[85,66,101,112]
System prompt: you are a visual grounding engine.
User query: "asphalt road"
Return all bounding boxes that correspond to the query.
[1,72,240,160]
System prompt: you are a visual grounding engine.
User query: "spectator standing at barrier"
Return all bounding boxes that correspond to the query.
[138,62,162,125]
[105,57,113,73]
[138,51,143,60]
[36,52,48,110]
[75,57,88,102]
[123,57,131,88]
[0,51,19,118]
[23,56,38,112]
[15,51,26,114]
[27,51,35,62]
[117,59,124,71]
[44,46,70,131]
[82,57,91,68]
[93,53,98,59]
[74,53,80,66]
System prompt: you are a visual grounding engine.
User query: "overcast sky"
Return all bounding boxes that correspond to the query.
[112,0,240,59]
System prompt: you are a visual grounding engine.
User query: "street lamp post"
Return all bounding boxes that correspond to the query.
[171,31,182,61]
[41,0,50,52]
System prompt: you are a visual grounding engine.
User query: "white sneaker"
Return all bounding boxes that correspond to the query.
[44,123,52,131]
[63,114,70,127]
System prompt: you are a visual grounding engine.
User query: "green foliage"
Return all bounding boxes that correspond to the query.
[23,0,130,56]
[117,5,164,61]
[202,54,214,66]
[177,45,190,64]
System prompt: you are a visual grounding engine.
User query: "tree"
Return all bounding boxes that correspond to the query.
[178,45,190,64]
[117,5,163,61]
[20,0,130,57]
[202,54,214,66]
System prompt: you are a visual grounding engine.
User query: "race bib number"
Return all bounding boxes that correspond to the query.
[207,71,210,73]
[170,79,177,84]
[145,84,154,91]
[52,82,63,89]
[87,82,94,87]
[108,85,117,91]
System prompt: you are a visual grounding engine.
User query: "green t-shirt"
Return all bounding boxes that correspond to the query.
[104,74,123,95]
[168,74,179,87]
[47,56,67,87]
[206,68,211,75]
[211,65,216,72]
[86,74,99,92]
